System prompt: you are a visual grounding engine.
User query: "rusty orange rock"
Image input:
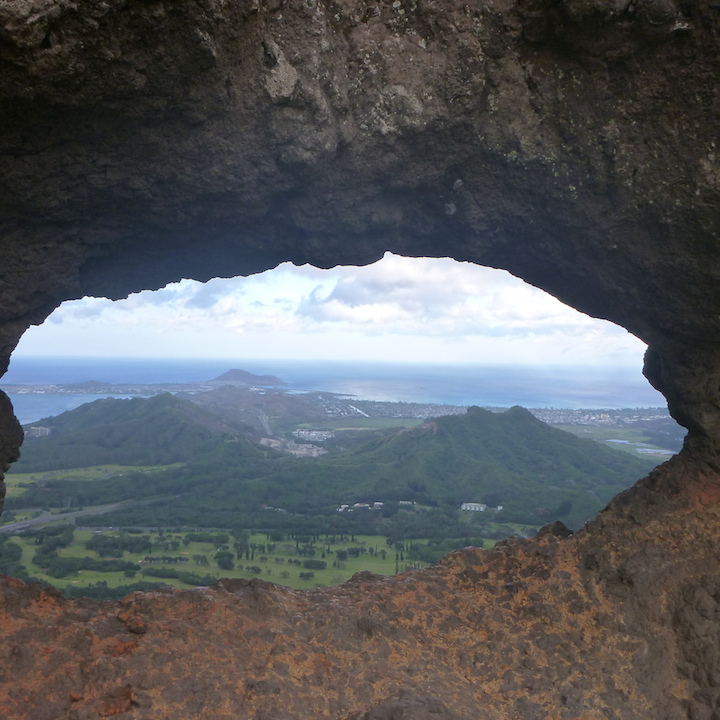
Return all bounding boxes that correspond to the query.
[1,453,719,719]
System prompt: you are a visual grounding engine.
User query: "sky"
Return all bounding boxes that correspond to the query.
[14,253,648,366]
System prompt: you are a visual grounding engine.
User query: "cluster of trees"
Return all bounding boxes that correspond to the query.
[9,523,141,579]
[0,536,24,576]
[140,567,217,585]
[214,550,235,571]
[62,580,169,600]
[184,532,230,545]
[31,524,75,551]
[141,555,190,564]
[85,533,152,557]
[302,559,326,570]
[35,554,140,579]
[6,519,518,599]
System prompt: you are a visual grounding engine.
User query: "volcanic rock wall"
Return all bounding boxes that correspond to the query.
[0,0,719,462]
[1,0,720,716]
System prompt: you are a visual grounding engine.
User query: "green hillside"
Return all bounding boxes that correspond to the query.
[9,399,658,530]
[262,406,657,528]
[16,393,258,471]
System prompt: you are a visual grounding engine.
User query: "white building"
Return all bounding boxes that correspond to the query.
[461,502,487,512]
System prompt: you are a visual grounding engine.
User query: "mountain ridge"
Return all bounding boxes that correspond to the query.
[12,396,657,528]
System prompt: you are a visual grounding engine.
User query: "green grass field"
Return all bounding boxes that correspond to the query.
[5,463,184,498]
[8,529,436,594]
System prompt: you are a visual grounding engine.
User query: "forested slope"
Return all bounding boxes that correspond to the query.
[15,393,257,471]
[11,399,658,529]
[260,406,657,527]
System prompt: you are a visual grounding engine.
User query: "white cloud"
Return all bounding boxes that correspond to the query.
[294,255,601,338]
[15,254,647,365]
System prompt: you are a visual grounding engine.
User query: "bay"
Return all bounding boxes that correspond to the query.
[2,356,666,425]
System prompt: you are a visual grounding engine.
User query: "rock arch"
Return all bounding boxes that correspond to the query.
[2,0,720,716]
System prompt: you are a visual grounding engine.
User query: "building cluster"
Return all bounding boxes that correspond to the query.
[286,442,327,458]
[292,429,334,441]
[530,407,669,426]
[26,426,51,438]
[460,502,503,512]
[336,500,420,513]
[259,437,328,457]
[337,502,385,512]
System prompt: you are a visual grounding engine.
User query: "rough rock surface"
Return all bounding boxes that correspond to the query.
[2,453,720,719]
[0,0,719,461]
[1,0,720,716]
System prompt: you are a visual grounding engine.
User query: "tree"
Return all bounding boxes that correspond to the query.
[215,550,235,571]
[303,559,327,570]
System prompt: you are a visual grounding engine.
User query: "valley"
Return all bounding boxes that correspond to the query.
[0,374,670,599]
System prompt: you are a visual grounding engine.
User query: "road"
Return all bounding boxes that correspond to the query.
[0,501,135,534]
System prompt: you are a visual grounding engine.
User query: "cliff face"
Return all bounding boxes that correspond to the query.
[1,0,720,716]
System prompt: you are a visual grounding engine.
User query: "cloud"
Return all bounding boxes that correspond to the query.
[47,297,115,323]
[294,254,599,338]
[18,253,647,365]
[184,277,246,309]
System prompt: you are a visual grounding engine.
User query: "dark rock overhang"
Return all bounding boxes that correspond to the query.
[1,0,720,716]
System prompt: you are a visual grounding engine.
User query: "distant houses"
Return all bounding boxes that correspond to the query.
[260,436,327,457]
[460,502,503,512]
[292,429,334,441]
[26,426,51,438]
[337,502,382,512]
[337,500,415,513]
[461,502,487,512]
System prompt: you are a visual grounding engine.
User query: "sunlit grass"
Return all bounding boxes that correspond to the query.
[6,463,183,485]
[11,529,431,594]
[3,463,183,504]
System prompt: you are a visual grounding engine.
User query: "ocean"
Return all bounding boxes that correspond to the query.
[1,357,666,425]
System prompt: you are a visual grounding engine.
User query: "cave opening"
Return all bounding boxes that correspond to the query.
[0,253,677,545]
[4,253,659,416]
